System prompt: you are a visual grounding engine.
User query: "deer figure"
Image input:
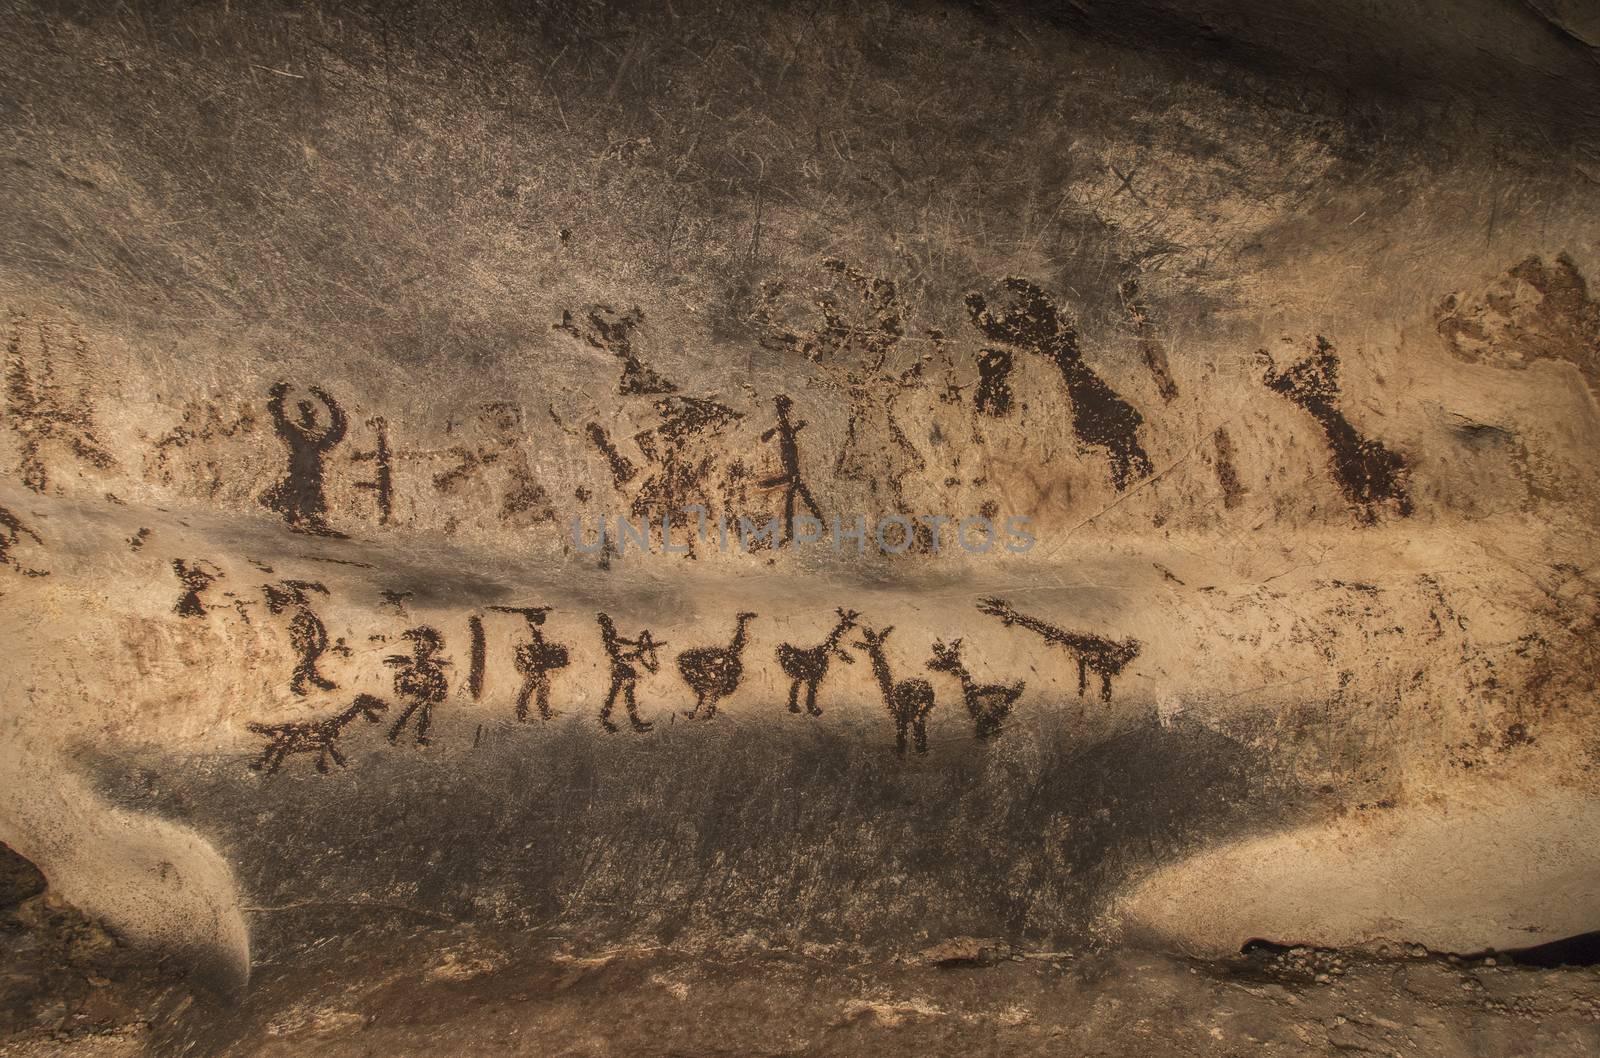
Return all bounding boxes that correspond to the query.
[678,612,758,719]
[853,625,937,755]
[977,598,1139,702]
[247,694,387,775]
[926,638,1024,741]
[776,607,859,716]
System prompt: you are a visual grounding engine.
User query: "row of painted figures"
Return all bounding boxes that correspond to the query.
[245,599,1141,774]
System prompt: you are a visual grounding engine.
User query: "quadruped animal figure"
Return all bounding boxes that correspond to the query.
[385,626,451,746]
[492,605,570,721]
[926,638,1024,741]
[853,625,937,755]
[977,598,1139,701]
[597,612,664,733]
[677,612,757,719]
[248,694,387,775]
[776,608,859,716]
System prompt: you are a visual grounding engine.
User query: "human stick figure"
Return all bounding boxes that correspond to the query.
[758,395,823,543]
[596,612,663,733]
[490,606,571,721]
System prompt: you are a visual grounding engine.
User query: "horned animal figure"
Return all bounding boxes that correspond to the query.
[853,625,937,755]
[926,638,1024,741]
[247,694,387,775]
[776,608,859,716]
[678,612,757,719]
[977,598,1139,701]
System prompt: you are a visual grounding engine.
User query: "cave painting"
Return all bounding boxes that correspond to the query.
[853,624,937,755]
[1118,277,1179,403]
[758,396,824,544]
[432,404,554,527]
[468,615,486,699]
[776,608,858,716]
[973,349,1015,417]
[758,259,929,530]
[219,592,1170,773]
[967,277,1153,491]
[556,304,678,395]
[677,611,757,720]
[384,626,452,746]
[1434,253,1600,400]
[261,382,349,537]
[0,504,47,576]
[248,694,388,775]
[350,415,394,525]
[978,597,1139,701]
[627,396,743,559]
[1258,338,1412,523]
[262,579,338,696]
[491,606,570,721]
[5,315,117,493]
[926,637,1024,741]
[171,559,222,617]
[597,612,664,733]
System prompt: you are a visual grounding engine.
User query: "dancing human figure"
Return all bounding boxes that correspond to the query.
[385,626,451,746]
[263,579,337,696]
[597,612,663,733]
[261,382,348,536]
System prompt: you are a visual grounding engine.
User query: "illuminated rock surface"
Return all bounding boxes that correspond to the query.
[1,0,1597,1054]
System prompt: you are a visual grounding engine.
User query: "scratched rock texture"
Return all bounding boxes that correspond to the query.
[0,0,1598,1053]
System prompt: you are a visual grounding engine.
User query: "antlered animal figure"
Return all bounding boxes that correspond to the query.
[775,608,859,716]
[854,625,937,755]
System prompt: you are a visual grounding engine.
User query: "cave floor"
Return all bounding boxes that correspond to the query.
[5,915,1599,1058]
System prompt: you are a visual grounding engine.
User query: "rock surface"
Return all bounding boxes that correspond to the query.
[0,0,1597,1050]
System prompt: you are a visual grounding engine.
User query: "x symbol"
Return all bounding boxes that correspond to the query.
[1110,164,1145,203]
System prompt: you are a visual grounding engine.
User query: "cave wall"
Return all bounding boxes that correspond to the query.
[0,0,1597,988]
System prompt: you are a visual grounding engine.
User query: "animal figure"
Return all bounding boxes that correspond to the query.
[597,612,664,732]
[385,626,451,745]
[678,612,757,719]
[853,625,937,755]
[776,608,859,716]
[977,598,1139,701]
[247,694,387,775]
[926,638,1024,741]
